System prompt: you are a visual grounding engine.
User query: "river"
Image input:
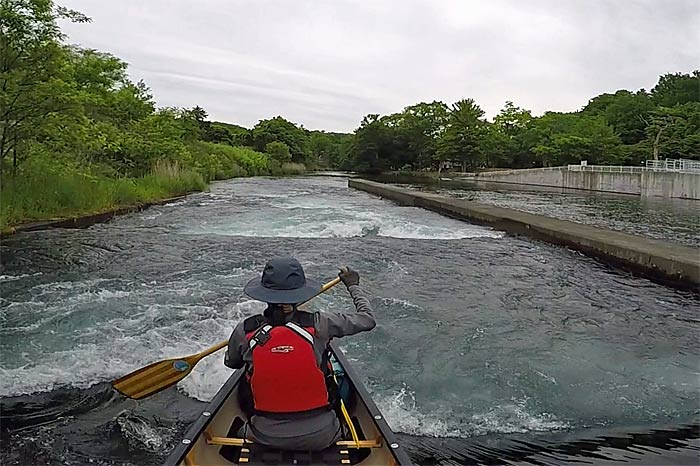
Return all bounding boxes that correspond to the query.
[1,176,698,465]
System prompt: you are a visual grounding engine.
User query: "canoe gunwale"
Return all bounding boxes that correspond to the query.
[328,341,412,465]
[164,369,245,466]
[163,341,413,465]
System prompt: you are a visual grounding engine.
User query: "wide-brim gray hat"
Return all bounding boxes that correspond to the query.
[244,257,322,304]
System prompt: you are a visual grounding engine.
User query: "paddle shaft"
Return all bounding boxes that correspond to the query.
[191,276,342,362]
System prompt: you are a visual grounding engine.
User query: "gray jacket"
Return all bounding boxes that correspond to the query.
[223,284,376,450]
[224,284,376,370]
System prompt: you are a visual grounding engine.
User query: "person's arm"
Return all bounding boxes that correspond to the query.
[224,322,247,369]
[317,267,376,339]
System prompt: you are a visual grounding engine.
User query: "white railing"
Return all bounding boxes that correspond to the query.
[457,159,700,177]
[567,165,646,173]
[469,166,565,177]
[645,159,700,173]
[567,160,700,174]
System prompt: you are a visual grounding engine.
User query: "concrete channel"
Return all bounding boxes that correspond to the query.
[349,179,700,290]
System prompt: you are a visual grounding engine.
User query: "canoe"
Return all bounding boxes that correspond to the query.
[164,341,412,466]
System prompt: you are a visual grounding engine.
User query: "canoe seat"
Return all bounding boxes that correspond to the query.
[237,443,350,465]
[207,431,380,465]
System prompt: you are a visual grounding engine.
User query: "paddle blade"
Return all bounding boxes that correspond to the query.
[112,355,197,399]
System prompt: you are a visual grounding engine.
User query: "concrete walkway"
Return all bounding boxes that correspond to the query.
[350,179,699,290]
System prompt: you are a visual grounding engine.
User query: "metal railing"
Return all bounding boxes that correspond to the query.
[567,165,646,173]
[456,159,700,177]
[645,159,700,173]
[568,160,700,174]
[469,166,565,177]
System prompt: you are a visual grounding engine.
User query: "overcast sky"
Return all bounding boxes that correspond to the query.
[59,0,699,132]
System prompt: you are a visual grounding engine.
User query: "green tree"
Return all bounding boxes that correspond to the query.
[265,141,291,162]
[0,0,89,175]
[436,99,487,171]
[251,116,309,163]
[646,103,700,160]
[523,112,621,166]
[203,121,250,146]
[583,90,654,144]
[395,101,449,169]
[494,101,532,136]
[493,101,533,167]
[308,132,333,166]
[308,131,352,168]
[348,114,395,173]
[651,71,700,107]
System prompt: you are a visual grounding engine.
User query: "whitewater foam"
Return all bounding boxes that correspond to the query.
[186,206,503,240]
[375,385,569,438]
[375,386,467,438]
[116,413,167,452]
[163,199,189,207]
[0,291,256,397]
[469,399,570,435]
[0,273,43,282]
[381,297,423,311]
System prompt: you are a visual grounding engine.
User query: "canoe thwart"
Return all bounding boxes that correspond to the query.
[205,433,382,449]
[336,440,382,448]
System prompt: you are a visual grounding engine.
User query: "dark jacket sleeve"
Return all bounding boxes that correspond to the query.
[316,284,376,339]
[224,321,247,369]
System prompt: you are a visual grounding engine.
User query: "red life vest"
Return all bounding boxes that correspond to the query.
[244,313,329,414]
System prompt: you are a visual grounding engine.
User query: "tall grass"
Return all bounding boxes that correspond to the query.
[1,143,306,231]
[1,159,205,231]
[188,141,271,180]
[280,163,306,175]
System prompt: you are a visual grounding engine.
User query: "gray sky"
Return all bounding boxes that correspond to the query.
[60,0,699,132]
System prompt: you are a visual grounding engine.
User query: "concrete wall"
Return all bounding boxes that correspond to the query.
[642,171,700,199]
[349,179,700,290]
[472,168,700,200]
[563,171,641,195]
[475,168,565,188]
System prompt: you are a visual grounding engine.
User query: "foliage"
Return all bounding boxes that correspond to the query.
[0,0,89,170]
[436,99,488,170]
[344,71,699,173]
[650,71,700,107]
[308,131,352,168]
[265,141,291,162]
[492,101,533,168]
[646,103,700,160]
[0,0,310,230]
[582,90,654,144]
[250,117,309,164]
[523,112,621,166]
[349,114,396,173]
[187,141,274,181]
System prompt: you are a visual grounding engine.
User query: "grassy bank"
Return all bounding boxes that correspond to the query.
[0,145,306,232]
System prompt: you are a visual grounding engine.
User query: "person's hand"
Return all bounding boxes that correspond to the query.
[338,266,360,287]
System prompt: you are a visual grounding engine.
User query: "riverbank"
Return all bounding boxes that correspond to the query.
[0,159,306,235]
[350,179,700,290]
[1,195,189,237]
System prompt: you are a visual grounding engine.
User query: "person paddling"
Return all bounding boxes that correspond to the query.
[224,257,376,451]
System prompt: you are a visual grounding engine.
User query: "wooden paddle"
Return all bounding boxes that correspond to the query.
[112,277,342,399]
